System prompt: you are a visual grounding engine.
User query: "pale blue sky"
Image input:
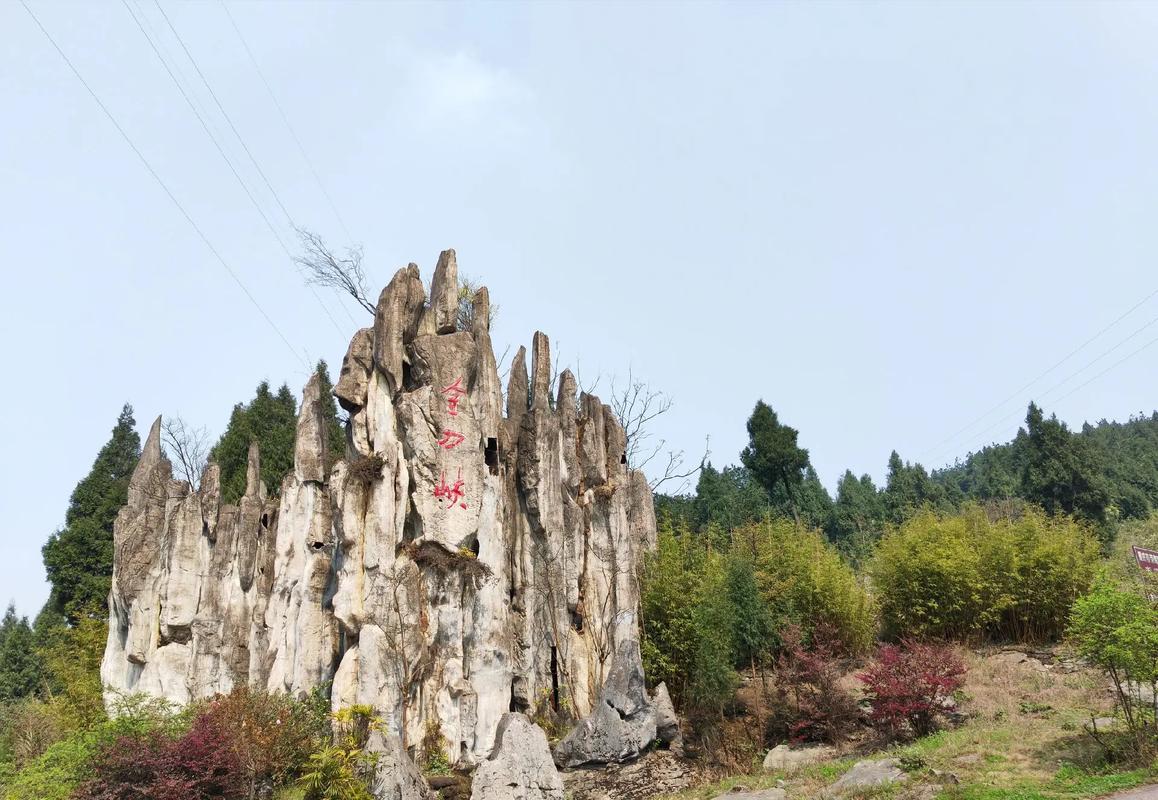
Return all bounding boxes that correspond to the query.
[2,1,1156,618]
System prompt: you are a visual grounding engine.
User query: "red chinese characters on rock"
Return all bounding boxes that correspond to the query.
[437,430,465,450]
[434,468,467,510]
[434,377,469,509]
[441,377,466,417]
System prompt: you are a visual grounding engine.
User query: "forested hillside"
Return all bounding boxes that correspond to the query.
[659,400,1158,552]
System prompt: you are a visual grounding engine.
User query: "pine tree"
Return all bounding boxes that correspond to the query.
[210,381,299,503]
[210,366,347,504]
[314,360,347,469]
[1021,402,1109,525]
[0,604,42,701]
[740,401,811,525]
[41,404,141,620]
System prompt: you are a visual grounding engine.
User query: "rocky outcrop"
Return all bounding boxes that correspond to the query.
[101,250,657,768]
[470,713,563,800]
[553,640,657,768]
[366,730,429,800]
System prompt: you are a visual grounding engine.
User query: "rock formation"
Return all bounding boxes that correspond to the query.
[470,713,564,800]
[101,250,658,767]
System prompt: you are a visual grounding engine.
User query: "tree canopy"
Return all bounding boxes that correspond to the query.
[41,404,140,621]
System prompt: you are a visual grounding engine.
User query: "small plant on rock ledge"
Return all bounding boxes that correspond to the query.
[419,719,452,776]
[346,454,385,487]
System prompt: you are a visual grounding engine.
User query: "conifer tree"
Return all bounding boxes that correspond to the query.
[41,404,140,620]
[0,604,42,701]
[740,401,811,525]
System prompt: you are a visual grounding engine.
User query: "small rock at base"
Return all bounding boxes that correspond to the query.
[762,743,836,773]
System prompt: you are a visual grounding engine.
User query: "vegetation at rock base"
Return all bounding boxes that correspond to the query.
[11,368,1158,797]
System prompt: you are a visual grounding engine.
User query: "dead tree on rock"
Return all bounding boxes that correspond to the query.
[293,226,376,315]
[161,415,210,490]
[609,369,706,493]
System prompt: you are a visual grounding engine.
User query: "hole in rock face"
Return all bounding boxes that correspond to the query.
[550,646,561,712]
[620,452,627,465]
[485,437,499,474]
[310,541,325,551]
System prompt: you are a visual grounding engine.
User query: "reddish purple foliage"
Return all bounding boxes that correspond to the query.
[858,640,966,738]
[77,714,244,800]
[775,623,860,744]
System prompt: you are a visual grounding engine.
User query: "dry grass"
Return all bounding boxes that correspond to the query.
[656,647,1147,800]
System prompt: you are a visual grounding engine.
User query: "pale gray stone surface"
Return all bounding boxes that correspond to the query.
[762,743,836,773]
[554,640,657,768]
[470,713,563,800]
[712,789,787,800]
[827,759,908,796]
[101,253,658,767]
[366,730,429,800]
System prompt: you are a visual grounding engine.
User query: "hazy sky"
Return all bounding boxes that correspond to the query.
[3,1,1157,618]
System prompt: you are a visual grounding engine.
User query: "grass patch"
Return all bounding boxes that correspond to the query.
[660,648,1152,800]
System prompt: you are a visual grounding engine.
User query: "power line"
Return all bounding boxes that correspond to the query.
[123,0,348,336]
[918,284,1158,463]
[21,0,310,369]
[219,0,357,245]
[927,307,1158,467]
[153,0,293,229]
[151,0,356,328]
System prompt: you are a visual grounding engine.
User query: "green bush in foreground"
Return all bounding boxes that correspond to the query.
[873,505,1099,642]
[1068,577,1158,760]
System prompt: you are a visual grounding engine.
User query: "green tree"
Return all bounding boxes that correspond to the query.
[882,451,948,524]
[740,401,811,525]
[41,404,140,620]
[1021,402,1110,527]
[314,360,347,470]
[0,605,41,701]
[692,463,769,533]
[210,381,299,503]
[1068,577,1158,752]
[829,470,884,542]
[211,366,347,504]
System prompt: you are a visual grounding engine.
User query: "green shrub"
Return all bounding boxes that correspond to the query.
[872,505,1099,641]
[642,518,876,728]
[743,519,877,654]
[1068,576,1158,760]
[3,694,183,800]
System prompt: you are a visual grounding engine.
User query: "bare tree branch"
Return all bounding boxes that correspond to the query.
[608,370,706,493]
[293,226,375,315]
[161,415,210,490]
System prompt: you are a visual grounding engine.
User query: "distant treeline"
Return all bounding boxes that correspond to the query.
[658,401,1158,552]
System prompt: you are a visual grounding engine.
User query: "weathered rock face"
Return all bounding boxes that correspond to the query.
[101,251,657,767]
[470,713,563,800]
[553,639,658,769]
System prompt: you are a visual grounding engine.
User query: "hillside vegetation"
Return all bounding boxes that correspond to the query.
[4,392,1158,798]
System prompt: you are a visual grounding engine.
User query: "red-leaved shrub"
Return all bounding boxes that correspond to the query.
[858,640,966,739]
[774,623,860,744]
[77,713,244,800]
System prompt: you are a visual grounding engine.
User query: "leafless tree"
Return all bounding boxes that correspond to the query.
[161,416,210,490]
[293,226,375,315]
[609,370,706,493]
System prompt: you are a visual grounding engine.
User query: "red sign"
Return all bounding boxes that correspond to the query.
[1132,545,1158,573]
